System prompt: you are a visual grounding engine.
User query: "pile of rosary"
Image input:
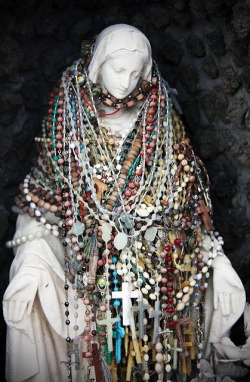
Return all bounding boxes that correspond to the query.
[10,39,225,382]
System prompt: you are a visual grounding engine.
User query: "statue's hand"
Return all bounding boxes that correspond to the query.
[213,288,237,316]
[4,300,33,322]
[3,273,38,323]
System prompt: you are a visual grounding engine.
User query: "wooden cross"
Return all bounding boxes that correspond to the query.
[97,310,119,352]
[196,199,213,231]
[93,177,108,201]
[175,318,192,375]
[171,338,183,370]
[91,343,102,381]
[148,299,162,343]
[175,317,191,347]
[183,322,196,360]
[125,328,142,366]
[112,282,139,326]
[82,343,102,381]
[131,298,150,339]
[139,338,153,360]
[126,341,135,382]
[109,358,118,382]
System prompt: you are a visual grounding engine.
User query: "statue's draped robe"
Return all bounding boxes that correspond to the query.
[3,212,246,382]
[3,214,87,382]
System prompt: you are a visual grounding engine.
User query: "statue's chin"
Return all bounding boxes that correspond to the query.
[109,89,131,100]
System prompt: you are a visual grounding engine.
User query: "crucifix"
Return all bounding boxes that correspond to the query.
[196,199,213,231]
[175,317,193,375]
[91,343,102,382]
[158,328,173,337]
[61,340,84,381]
[131,298,150,339]
[67,341,80,370]
[97,310,120,352]
[148,299,162,343]
[112,283,139,326]
[170,338,183,370]
[93,177,108,201]
[82,343,102,381]
[60,357,73,382]
[183,322,196,360]
[113,317,125,363]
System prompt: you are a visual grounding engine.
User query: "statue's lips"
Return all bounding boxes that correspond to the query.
[112,88,130,98]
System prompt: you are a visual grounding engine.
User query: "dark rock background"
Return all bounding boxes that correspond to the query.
[0,0,249,379]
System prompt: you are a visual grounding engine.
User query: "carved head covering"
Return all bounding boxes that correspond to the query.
[88,24,152,84]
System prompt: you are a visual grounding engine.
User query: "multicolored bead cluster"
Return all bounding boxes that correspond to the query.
[8,45,223,382]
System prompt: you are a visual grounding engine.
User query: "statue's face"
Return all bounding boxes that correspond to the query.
[100,54,145,100]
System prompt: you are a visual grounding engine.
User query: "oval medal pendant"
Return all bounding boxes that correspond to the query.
[114,232,128,250]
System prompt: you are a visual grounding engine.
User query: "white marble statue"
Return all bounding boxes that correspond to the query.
[3,24,247,382]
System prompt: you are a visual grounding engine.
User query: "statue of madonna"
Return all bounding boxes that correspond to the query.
[3,24,247,382]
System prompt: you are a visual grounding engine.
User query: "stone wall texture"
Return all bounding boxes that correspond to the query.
[0,0,249,379]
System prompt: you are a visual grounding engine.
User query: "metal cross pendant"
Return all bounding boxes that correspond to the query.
[196,199,213,231]
[60,358,73,382]
[67,342,80,370]
[171,338,183,370]
[149,299,162,343]
[131,298,150,339]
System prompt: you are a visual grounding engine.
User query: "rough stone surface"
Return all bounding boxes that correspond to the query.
[240,64,250,92]
[189,0,207,19]
[69,18,93,45]
[20,44,40,70]
[20,81,40,111]
[226,97,249,129]
[232,1,250,39]
[229,136,250,167]
[221,66,241,95]
[0,1,250,380]
[0,86,23,126]
[149,5,171,27]
[204,26,226,56]
[201,56,218,79]
[0,206,9,241]
[196,127,235,160]
[161,33,184,64]
[186,35,206,57]
[11,18,34,42]
[180,64,199,94]
[200,89,229,123]
[228,36,249,67]
[0,37,23,76]
[171,8,191,27]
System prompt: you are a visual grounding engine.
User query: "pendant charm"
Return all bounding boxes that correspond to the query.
[114,232,128,250]
[71,222,85,236]
[101,222,112,243]
[144,226,157,242]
